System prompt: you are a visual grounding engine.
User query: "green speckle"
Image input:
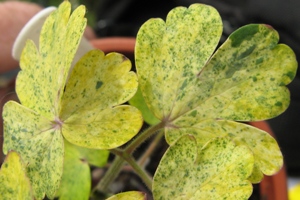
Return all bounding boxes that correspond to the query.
[275,102,282,107]
[238,45,256,60]
[230,25,259,47]
[252,76,257,82]
[11,136,17,141]
[95,81,103,90]
[180,80,188,90]
[256,57,264,65]
[189,110,197,117]
[285,71,295,80]
[21,128,28,132]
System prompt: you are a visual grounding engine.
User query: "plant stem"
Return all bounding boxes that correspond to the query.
[93,122,165,194]
[93,155,125,193]
[138,130,164,167]
[124,154,153,190]
[125,121,165,154]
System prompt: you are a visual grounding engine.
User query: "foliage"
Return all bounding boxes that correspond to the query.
[1,1,298,200]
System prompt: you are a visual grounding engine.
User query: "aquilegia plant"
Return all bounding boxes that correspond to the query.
[0,1,297,200]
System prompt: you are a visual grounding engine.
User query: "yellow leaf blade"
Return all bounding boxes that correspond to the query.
[0,151,33,200]
[16,1,87,118]
[199,25,297,121]
[60,50,142,149]
[106,191,147,200]
[153,136,254,200]
[2,101,64,199]
[166,119,283,183]
[135,4,223,120]
[62,106,142,149]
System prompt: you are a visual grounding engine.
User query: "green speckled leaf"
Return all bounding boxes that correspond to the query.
[3,101,64,199]
[16,1,86,118]
[2,2,87,199]
[60,50,143,149]
[197,24,297,121]
[129,86,160,125]
[135,4,223,121]
[106,191,147,200]
[166,119,282,183]
[3,1,142,198]
[153,136,254,200]
[136,4,297,181]
[0,151,33,200]
[57,140,108,200]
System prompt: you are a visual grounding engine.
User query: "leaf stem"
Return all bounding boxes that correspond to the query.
[92,155,125,193]
[93,122,164,194]
[138,130,164,167]
[124,154,153,190]
[125,121,165,154]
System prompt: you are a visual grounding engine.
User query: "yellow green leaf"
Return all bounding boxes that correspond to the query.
[0,151,33,200]
[166,119,282,183]
[16,1,86,118]
[135,4,223,121]
[3,101,64,199]
[3,1,142,199]
[3,2,86,199]
[197,24,297,121]
[106,191,146,200]
[75,141,109,167]
[56,140,108,200]
[135,3,297,181]
[153,136,254,200]
[60,50,142,149]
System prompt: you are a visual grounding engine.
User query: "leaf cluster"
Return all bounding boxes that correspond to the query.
[1,1,297,200]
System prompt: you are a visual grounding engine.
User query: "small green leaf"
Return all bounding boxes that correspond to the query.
[153,136,254,200]
[76,141,109,167]
[56,140,108,200]
[129,86,160,125]
[106,191,146,200]
[0,151,33,200]
[60,50,142,149]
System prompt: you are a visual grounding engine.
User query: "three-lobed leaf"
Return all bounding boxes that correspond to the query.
[3,1,142,199]
[135,3,297,183]
[0,151,33,200]
[153,136,254,199]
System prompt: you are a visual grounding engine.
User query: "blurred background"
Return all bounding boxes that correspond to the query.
[0,0,299,198]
